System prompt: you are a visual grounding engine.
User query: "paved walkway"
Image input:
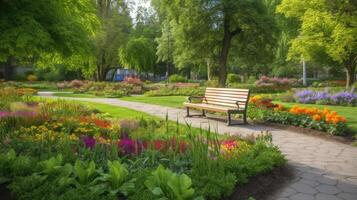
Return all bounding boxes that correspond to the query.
[39,93,357,200]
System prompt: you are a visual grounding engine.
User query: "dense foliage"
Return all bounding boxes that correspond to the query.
[277,0,357,87]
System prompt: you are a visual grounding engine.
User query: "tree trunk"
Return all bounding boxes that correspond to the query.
[345,64,356,88]
[206,58,213,81]
[4,57,15,80]
[218,30,233,87]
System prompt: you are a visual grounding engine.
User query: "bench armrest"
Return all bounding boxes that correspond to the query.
[235,100,248,110]
[187,96,205,103]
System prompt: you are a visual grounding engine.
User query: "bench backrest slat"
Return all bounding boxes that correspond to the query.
[204,87,250,108]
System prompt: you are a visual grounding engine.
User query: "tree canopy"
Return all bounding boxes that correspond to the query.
[0,0,98,62]
[152,0,279,86]
[119,37,156,73]
[277,0,357,87]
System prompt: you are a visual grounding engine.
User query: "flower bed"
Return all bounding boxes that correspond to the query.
[0,95,285,199]
[254,76,298,93]
[294,89,357,106]
[56,79,144,97]
[249,96,348,135]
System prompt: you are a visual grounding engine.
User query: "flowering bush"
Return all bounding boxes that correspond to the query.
[294,89,357,106]
[123,76,142,85]
[254,76,298,93]
[69,79,85,88]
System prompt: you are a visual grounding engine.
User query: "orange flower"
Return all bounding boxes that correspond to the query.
[289,105,346,124]
[312,114,322,121]
[274,104,285,111]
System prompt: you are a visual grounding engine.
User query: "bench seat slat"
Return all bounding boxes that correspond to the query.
[206,87,249,92]
[184,103,245,112]
[205,91,249,97]
[205,94,248,100]
[204,97,248,103]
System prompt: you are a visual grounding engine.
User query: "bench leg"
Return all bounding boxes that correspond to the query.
[227,111,232,125]
[227,112,248,126]
[243,112,248,124]
[202,109,206,117]
[186,107,190,117]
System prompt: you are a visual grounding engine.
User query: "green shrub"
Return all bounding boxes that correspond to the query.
[26,75,38,82]
[224,141,285,185]
[205,79,219,87]
[144,87,204,96]
[227,73,241,85]
[169,74,188,83]
[247,76,257,84]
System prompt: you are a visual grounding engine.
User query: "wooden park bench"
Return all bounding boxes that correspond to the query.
[183,87,250,125]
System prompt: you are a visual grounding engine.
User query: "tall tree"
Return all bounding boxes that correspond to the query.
[118,37,156,74]
[94,0,132,81]
[154,0,277,87]
[0,0,98,79]
[277,0,357,87]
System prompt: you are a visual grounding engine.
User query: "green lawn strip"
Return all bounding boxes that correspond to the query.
[274,101,357,133]
[52,92,97,98]
[81,101,155,119]
[119,95,187,108]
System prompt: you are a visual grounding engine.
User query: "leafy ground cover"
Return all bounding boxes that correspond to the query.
[0,87,285,200]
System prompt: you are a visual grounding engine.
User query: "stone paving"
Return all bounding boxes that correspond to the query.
[39,94,357,200]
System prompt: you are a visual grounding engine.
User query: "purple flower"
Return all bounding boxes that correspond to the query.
[0,111,36,119]
[81,136,96,149]
[118,138,136,155]
[0,111,12,118]
[331,92,357,105]
[315,91,330,101]
[13,111,36,117]
[294,90,317,103]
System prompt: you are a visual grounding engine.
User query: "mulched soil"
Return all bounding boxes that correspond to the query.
[225,164,295,200]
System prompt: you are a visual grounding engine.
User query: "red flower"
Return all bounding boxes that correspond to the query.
[153,140,166,151]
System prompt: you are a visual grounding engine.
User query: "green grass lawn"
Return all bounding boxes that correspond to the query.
[82,101,155,120]
[120,95,187,108]
[274,101,357,133]
[53,92,97,98]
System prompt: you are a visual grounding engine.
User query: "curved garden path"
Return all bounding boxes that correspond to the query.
[39,92,357,200]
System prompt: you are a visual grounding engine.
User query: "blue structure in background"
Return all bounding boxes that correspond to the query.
[107,68,137,82]
[114,74,125,81]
